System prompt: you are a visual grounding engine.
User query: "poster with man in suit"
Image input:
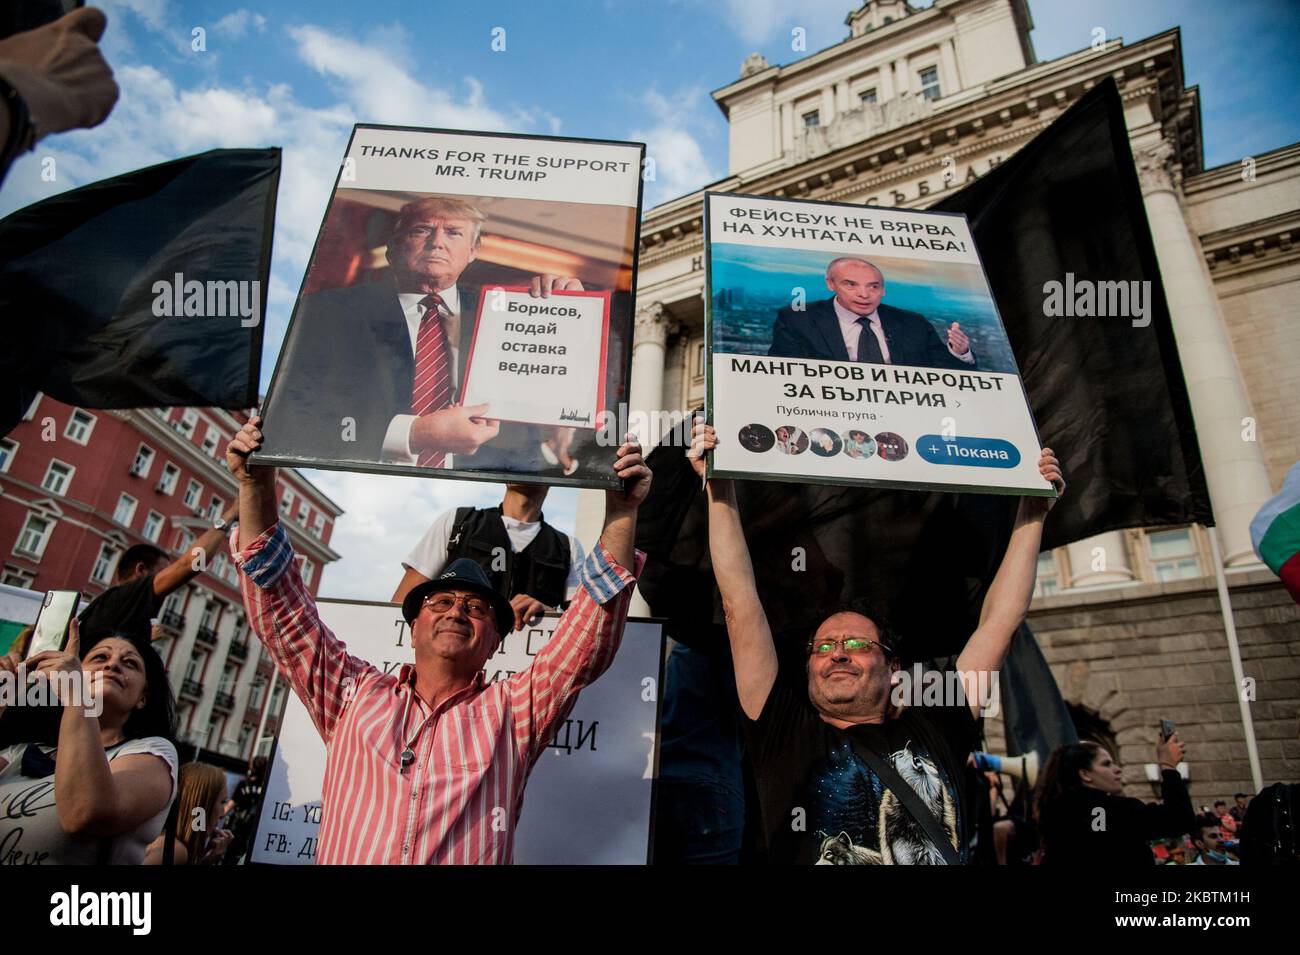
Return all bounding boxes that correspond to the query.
[258,125,644,490]
[704,191,1050,497]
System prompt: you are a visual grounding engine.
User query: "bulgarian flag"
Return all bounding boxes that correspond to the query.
[1251,462,1300,604]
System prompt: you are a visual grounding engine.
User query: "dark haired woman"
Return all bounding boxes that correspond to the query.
[0,621,178,864]
[1035,737,1194,865]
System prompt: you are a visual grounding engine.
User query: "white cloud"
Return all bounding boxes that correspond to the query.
[288,24,524,131]
[630,88,719,207]
[213,9,267,39]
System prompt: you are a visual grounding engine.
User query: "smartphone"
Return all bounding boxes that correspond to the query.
[26,590,81,657]
[1159,719,1176,742]
[0,1,84,42]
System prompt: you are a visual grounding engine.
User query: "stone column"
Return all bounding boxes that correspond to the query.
[894,58,910,95]
[879,63,895,101]
[821,86,836,124]
[631,302,674,449]
[940,39,961,94]
[1136,138,1273,566]
[1065,532,1136,588]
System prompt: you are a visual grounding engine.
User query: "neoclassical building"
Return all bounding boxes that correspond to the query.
[574,0,1299,802]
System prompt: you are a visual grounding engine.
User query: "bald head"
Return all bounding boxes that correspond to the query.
[825,258,886,316]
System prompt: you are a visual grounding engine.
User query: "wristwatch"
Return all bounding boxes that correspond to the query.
[213,518,230,532]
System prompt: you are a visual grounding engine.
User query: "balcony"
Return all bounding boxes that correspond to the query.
[213,691,236,712]
[158,609,186,637]
[227,639,249,662]
[195,625,218,648]
[180,678,203,701]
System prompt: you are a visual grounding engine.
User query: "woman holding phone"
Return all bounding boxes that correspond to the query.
[1034,735,1195,865]
[0,620,177,864]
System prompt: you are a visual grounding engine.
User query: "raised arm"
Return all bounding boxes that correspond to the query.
[691,417,778,720]
[510,436,649,764]
[956,448,1064,717]
[153,501,240,597]
[226,416,368,743]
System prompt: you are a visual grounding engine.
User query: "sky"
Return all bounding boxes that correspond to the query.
[5,0,1297,601]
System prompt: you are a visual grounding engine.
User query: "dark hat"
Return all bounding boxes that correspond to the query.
[401,558,514,633]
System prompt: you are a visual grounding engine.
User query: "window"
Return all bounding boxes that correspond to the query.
[208,495,223,521]
[202,426,220,457]
[1034,552,1060,598]
[206,715,224,748]
[269,683,285,712]
[297,555,314,588]
[248,677,265,710]
[1,565,35,588]
[174,529,194,556]
[64,409,96,444]
[222,663,237,691]
[157,462,180,495]
[178,409,198,439]
[859,88,878,105]
[90,542,120,585]
[200,601,218,630]
[184,479,203,509]
[918,65,941,101]
[16,514,54,559]
[695,342,706,377]
[312,513,326,538]
[802,110,820,128]
[280,488,294,516]
[297,501,310,526]
[237,722,253,755]
[41,460,74,496]
[143,510,164,542]
[0,438,16,473]
[184,651,204,683]
[1148,528,1201,582]
[113,493,137,527]
[213,552,228,580]
[131,445,155,478]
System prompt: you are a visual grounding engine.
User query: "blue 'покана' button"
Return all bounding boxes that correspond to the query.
[916,435,1021,468]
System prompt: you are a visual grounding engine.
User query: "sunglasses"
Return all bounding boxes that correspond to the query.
[422,592,492,620]
[807,637,890,657]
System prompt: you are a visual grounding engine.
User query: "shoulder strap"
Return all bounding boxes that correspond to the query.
[846,735,962,866]
[162,795,180,865]
[448,506,474,548]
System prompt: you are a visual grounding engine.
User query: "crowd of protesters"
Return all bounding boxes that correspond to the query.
[0,6,1294,869]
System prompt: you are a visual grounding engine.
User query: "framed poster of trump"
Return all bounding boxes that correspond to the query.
[705,191,1053,497]
[257,125,645,490]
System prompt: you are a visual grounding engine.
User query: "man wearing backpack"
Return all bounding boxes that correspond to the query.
[393,484,582,632]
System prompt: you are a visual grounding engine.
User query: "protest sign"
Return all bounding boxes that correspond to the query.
[258,126,644,489]
[250,600,663,865]
[460,286,611,428]
[705,191,1051,496]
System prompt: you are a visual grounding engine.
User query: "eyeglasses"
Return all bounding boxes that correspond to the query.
[422,592,492,620]
[807,637,888,657]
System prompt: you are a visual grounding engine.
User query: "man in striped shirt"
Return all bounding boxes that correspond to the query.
[225,415,651,864]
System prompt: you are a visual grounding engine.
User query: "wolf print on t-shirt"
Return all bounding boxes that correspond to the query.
[811,739,959,865]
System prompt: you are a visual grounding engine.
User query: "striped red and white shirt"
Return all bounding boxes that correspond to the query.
[232,521,643,864]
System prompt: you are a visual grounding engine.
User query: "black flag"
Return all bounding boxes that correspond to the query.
[935,78,1212,548]
[0,148,280,435]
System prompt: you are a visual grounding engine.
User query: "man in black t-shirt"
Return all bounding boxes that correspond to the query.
[78,503,238,641]
[687,418,1064,864]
